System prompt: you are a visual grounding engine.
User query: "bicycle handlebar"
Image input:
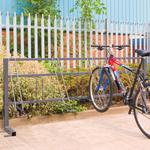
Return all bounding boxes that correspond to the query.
[112,44,129,47]
[112,45,130,50]
[91,45,110,50]
[91,45,130,51]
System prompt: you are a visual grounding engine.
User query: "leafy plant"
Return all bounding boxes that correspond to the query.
[42,60,64,73]
[17,0,60,18]
[16,0,61,58]
[0,51,87,118]
[70,0,107,20]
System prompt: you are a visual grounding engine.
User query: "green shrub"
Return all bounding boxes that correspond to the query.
[29,100,86,116]
[1,53,149,118]
[0,53,86,118]
[119,63,150,88]
[42,61,90,97]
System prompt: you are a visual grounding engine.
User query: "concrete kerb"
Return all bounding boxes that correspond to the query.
[0,106,128,129]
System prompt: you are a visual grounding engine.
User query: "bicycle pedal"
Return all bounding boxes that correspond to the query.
[123,97,130,105]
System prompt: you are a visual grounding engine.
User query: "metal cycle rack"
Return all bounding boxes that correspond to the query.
[3,57,142,136]
[3,57,99,136]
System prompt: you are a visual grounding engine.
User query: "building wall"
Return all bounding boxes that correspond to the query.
[0,0,18,14]
[0,0,150,23]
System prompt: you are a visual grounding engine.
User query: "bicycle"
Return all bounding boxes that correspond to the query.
[89,44,150,138]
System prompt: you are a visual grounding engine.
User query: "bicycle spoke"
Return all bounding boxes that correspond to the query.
[89,67,112,112]
[134,86,150,138]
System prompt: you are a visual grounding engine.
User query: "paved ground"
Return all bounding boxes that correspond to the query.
[0,108,150,150]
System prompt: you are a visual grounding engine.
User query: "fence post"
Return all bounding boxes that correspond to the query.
[54,16,58,59]
[66,17,70,69]
[6,12,10,56]
[28,14,31,58]
[147,23,150,65]
[130,23,133,63]
[13,12,17,56]
[48,15,51,59]
[3,58,16,136]
[34,14,38,58]
[143,23,150,78]
[0,12,2,52]
[20,13,24,57]
[78,19,81,67]
[3,58,9,129]
[84,20,87,68]
[95,19,98,65]
[60,17,64,67]
[41,14,45,58]
[125,23,128,62]
[72,18,76,68]
[90,21,93,66]
[104,18,108,60]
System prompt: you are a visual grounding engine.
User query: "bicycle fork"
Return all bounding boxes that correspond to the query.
[96,68,109,92]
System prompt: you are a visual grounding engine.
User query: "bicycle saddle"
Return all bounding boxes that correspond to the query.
[135,49,150,57]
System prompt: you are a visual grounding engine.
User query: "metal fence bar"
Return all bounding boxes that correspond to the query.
[13,12,17,56]
[41,15,45,58]
[105,19,108,59]
[116,22,119,58]
[139,24,142,50]
[146,24,149,51]
[144,23,146,50]
[6,12,10,56]
[95,19,98,65]
[125,23,128,62]
[66,18,70,69]
[9,96,90,105]
[3,59,16,136]
[100,21,104,61]
[78,19,81,67]
[120,23,123,59]
[130,24,133,63]
[135,23,138,63]
[27,14,31,58]
[48,16,51,58]
[72,18,76,68]
[34,14,38,58]
[9,72,91,78]
[84,20,87,68]
[54,17,57,59]
[7,57,139,62]
[110,21,113,46]
[90,21,93,66]
[20,13,24,57]
[60,17,64,66]
[0,12,2,51]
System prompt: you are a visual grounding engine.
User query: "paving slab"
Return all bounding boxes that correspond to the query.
[0,107,150,150]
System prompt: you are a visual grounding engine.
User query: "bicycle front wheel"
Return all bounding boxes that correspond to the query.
[89,67,112,112]
[134,84,150,138]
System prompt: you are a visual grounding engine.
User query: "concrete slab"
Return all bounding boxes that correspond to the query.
[0,107,150,150]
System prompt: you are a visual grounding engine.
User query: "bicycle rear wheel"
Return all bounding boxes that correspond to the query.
[89,67,112,112]
[134,84,150,138]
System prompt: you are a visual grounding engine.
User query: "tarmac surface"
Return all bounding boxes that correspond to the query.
[0,106,150,150]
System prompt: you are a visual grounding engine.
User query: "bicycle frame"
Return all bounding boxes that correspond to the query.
[98,47,146,111]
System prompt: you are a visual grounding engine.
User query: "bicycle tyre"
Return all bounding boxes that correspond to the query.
[89,67,113,112]
[133,84,150,138]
